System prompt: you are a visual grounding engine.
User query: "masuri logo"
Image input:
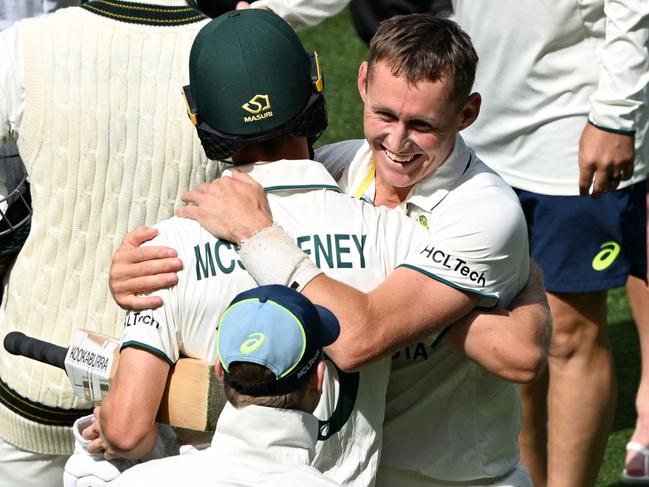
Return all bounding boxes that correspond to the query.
[242,94,273,123]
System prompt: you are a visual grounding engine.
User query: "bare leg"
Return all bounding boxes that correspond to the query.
[546,291,616,487]
[519,366,549,487]
[625,191,649,477]
[626,275,649,476]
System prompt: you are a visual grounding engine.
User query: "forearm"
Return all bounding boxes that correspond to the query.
[445,305,549,383]
[98,405,159,460]
[239,226,477,370]
[97,348,170,459]
[444,261,551,383]
[306,268,477,371]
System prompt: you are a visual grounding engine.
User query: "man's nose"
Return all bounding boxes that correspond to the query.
[384,124,411,153]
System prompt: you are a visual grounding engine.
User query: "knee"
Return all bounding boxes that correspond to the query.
[547,292,608,361]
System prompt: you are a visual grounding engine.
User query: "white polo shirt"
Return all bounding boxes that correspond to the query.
[121,158,508,486]
[452,0,649,195]
[115,403,341,487]
[317,136,530,484]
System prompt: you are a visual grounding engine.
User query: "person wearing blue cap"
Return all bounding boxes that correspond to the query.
[75,9,474,486]
[90,8,546,487]
[112,285,341,486]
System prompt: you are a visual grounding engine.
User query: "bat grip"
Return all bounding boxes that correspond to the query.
[3,331,67,370]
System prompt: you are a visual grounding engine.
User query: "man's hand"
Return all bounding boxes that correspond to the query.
[177,171,273,244]
[578,122,635,196]
[109,227,183,311]
[236,1,272,11]
[83,407,120,460]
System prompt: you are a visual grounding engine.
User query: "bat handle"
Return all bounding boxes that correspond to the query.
[3,331,67,370]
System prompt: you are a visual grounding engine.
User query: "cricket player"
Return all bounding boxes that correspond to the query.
[113,285,343,486]
[157,14,542,486]
[85,10,539,487]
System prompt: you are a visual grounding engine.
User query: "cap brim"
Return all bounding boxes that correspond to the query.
[314,305,340,347]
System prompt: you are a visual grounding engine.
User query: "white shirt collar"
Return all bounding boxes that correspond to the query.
[225,159,342,194]
[343,135,474,212]
[213,403,319,466]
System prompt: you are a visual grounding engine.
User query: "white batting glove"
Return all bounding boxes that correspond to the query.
[63,415,131,487]
[64,415,180,486]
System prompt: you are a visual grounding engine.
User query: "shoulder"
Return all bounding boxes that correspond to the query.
[447,157,524,231]
[146,217,211,259]
[315,140,366,180]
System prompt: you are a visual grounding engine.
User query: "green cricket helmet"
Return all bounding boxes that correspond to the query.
[182,9,327,161]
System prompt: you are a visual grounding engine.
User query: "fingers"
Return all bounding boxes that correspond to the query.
[121,226,160,248]
[112,253,182,281]
[579,122,635,196]
[81,415,100,442]
[578,163,596,196]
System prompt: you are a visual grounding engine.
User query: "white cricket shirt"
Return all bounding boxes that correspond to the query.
[317,136,530,483]
[115,403,341,487]
[121,158,505,486]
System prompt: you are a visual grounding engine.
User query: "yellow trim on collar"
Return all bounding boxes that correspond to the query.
[354,159,375,200]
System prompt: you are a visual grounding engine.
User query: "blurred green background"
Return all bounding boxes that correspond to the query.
[300,9,642,486]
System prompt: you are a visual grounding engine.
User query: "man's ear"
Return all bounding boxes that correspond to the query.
[215,361,225,384]
[308,360,327,395]
[458,92,481,131]
[357,61,369,103]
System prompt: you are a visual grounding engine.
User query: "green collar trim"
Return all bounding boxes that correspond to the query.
[81,0,207,26]
[264,184,343,194]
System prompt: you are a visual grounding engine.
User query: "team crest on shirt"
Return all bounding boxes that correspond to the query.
[418,215,429,229]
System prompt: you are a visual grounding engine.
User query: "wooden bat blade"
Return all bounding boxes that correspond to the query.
[156,358,226,432]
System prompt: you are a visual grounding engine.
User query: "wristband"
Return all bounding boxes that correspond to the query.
[240,224,322,291]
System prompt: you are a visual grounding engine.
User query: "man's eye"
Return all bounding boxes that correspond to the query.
[376,111,396,121]
[410,122,435,133]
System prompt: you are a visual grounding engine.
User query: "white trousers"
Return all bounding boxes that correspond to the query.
[0,436,67,487]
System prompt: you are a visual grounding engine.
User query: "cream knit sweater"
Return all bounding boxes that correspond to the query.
[0,2,220,454]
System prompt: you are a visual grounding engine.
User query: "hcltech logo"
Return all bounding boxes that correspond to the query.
[592,241,621,271]
[240,332,266,354]
[242,94,273,123]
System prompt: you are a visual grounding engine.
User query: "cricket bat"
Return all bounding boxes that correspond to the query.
[3,330,224,431]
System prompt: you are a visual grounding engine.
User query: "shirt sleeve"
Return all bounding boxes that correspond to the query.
[399,190,530,308]
[588,0,649,134]
[120,222,184,365]
[0,23,24,145]
[251,0,350,31]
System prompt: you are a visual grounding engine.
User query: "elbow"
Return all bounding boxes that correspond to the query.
[325,340,376,372]
[326,351,365,373]
[505,348,547,384]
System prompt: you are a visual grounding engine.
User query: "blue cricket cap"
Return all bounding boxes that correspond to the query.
[217,285,340,395]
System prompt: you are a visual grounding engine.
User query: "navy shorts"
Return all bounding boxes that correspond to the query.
[515,181,647,293]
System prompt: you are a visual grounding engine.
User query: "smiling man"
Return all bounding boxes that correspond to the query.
[110,15,543,486]
[171,15,537,486]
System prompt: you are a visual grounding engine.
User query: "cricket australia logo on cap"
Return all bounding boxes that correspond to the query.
[242,94,273,123]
